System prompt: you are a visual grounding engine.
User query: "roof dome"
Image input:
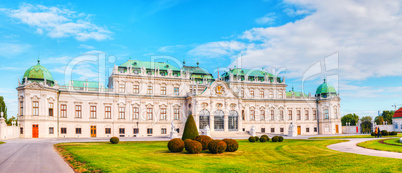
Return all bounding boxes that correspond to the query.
[316,79,336,95]
[23,60,54,83]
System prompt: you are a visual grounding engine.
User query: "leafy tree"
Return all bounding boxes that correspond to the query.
[341,113,359,126]
[360,116,372,133]
[182,114,199,140]
[381,111,394,124]
[374,116,384,125]
[0,96,8,125]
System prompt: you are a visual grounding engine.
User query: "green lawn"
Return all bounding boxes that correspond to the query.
[383,138,402,146]
[56,139,402,173]
[358,139,402,153]
[0,142,4,145]
[309,134,402,139]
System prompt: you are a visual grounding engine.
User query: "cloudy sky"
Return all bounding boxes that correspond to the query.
[0,0,401,118]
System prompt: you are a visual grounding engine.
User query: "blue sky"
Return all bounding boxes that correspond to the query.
[1,0,402,119]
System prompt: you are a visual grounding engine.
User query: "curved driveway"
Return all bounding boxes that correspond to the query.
[327,138,402,159]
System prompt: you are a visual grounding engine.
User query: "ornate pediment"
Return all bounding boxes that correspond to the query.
[23,82,46,90]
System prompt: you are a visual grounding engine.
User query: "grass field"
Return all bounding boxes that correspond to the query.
[309,134,402,139]
[0,142,4,145]
[56,139,402,173]
[358,138,402,153]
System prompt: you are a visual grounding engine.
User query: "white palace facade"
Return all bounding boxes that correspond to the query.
[16,59,342,138]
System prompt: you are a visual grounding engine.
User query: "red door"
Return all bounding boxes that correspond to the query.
[32,124,39,138]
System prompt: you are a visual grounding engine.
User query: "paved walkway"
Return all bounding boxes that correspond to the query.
[327,138,402,159]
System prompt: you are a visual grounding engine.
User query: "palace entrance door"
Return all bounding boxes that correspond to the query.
[91,126,96,137]
[297,126,301,135]
[32,124,38,138]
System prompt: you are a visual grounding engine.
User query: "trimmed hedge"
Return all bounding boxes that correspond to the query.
[278,136,284,142]
[390,131,398,135]
[208,140,227,154]
[184,139,202,154]
[254,136,259,141]
[248,136,256,142]
[182,114,199,140]
[110,137,119,144]
[168,138,185,152]
[223,139,239,152]
[371,132,375,136]
[272,136,279,142]
[261,135,269,141]
[381,130,389,136]
[260,136,268,142]
[194,135,213,150]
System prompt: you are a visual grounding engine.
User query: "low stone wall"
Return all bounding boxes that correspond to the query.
[375,125,394,132]
[0,117,20,140]
[342,126,358,134]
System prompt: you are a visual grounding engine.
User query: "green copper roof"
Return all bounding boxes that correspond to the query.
[316,79,336,95]
[222,68,277,78]
[286,91,307,97]
[119,60,180,71]
[65,80,105,88]
[23,60,54,81]
[182,65,212,75]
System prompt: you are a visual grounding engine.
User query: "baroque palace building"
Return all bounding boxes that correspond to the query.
[16,59,341,138]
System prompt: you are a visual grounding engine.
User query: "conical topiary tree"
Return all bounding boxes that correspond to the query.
[182,114,199,140]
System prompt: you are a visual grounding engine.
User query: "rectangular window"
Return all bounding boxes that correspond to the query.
[20,127,23,134]
[75,105,82,118]
[133,85,139,94]
[271,128,275,133]
[161,86,166,95]
[324,109,329,119]
[32,101,39,116]
[174,108,179,120]
[314,127,318,132]
[20,101,24,116]
[288,110,292,120]
[161,128,167,134]
[261,128,265,133]
[280,110,284,120]
[250,110,255,120]
[160,108,167,120]
[297,110,301,120]
[334,108,338,119]
[250,90,254,98]
[241,88,244,97]
[174,87,179,95]
[75,128,81,134]
[119,84,125,93]
[313,110,317,120]
[306,128,310,133]
[61,104,67,118]
[119,128,125,134]
[119,107,125,119]
[147,128,153,134]
[105,128,111,134]
[269,91,273,98]
[147,108,153,120]
[260,90,264,98]
[270,110,274,120]
[105,106,111,119]
[48,103,53,116]
[133,107,139,119]
[279,92,283,99]
[90,106,96,119]
[242,110,245,120]
[260,110,265,121]
[147,85,153,94]
[61,128,67,134]
[133,128,139,134]
[305,110,309,120]
[280,128,284,133]
[49,127,54,134]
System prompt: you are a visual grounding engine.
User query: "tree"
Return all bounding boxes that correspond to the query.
[341,113,359,126]
[374,116,384,125]
[182,114,199,140]
[360,116,372,134]
[0,96,8,125]
[381,111,394,124]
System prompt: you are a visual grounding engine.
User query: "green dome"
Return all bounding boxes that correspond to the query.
[316,79,336,95]
[23,60,54,83]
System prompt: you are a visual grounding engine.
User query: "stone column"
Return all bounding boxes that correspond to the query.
[0,112,5,140]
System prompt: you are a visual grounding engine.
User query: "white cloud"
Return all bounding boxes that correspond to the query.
[188,41,246,58]
[3,4,112,41]
[283,8,312,17]
[255,13,276,25]
[0,43,30,57]
[79,44,95,49]
[158,45,186,53]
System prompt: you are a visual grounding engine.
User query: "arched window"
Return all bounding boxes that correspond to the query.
[229,110,238,131]
[199,109,210,129]
[214,110,224,131]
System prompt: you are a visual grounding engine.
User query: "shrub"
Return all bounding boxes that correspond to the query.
[272,136,279,142]
[390,131,398,135]
[254,136,259,141]
[110,137,119,144]
[371,132,375,136]
[184,139,202,154]
[248,136,256,142]
[381,130,389,136]
[261,135,269,141]
[223,139,239,152]
[182,114,199,140]
[208,140,227,154]
[194,135,213,150]
[259,136,268,142]
[278,136,284,142]
[168,138,185,152]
